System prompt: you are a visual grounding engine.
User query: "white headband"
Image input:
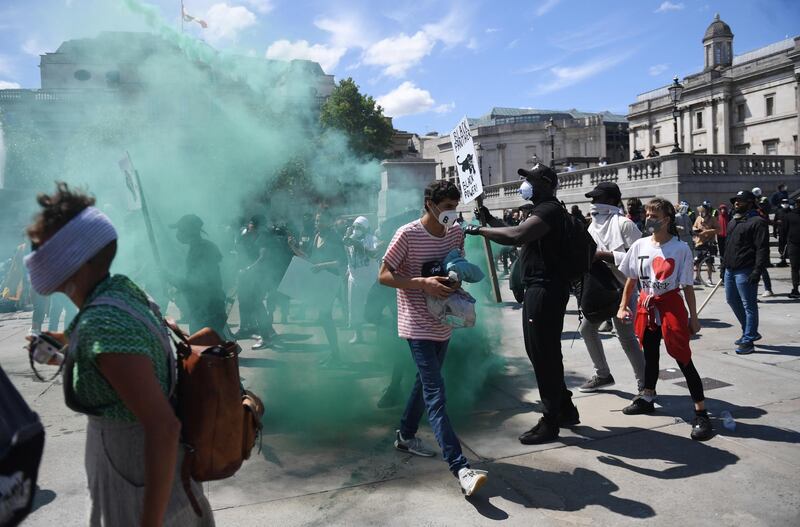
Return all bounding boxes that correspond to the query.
[24,207,118,295]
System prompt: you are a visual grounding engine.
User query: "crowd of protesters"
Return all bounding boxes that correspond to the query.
[8,172,799,518]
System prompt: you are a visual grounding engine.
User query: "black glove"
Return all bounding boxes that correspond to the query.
[748,271,760,285]
[463,224,483,236]
[473,205,495,224]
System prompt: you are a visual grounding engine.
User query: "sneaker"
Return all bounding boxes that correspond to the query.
[377,385,402,409]
[776,261,788,268]
[558,404,580,426]
[693,278,704,286]
[761,290,773,298]
[704,279,716,287]
[734,333,762,345]
[598,320,613,332]
[518,418,559,445]
[622,397,655,415]
[458,467,488,497]
[319,354,346,368]
[735,342,755,355]
[578,374,615,393]
[348,333,363,345]
[691,413,714,441]
[788,290,800,299]
[394,430,436,457]
[233,328,257,339]
[251,337,271,350]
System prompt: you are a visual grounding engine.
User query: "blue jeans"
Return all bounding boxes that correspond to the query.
[724,267,759,344]
[400,339,468,475]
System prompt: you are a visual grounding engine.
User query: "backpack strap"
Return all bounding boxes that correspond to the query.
[63,295,178,415]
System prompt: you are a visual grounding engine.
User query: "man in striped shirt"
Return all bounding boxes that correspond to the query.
[379,180,488,497]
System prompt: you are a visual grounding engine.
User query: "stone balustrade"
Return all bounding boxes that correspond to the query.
[461,153,800,213]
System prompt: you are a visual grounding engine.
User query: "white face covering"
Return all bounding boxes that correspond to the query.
[430,203,458,228]
[519,180,534,201]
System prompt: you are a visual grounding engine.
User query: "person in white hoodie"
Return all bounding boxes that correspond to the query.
[343,216,379,344]
[578,182,646,393]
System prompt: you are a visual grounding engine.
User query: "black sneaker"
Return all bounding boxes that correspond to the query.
[558,405,580,426]
[622,397,655,415]
[519,418,559,445]
[578,374,615,393]
[789,290,800,299]
[691,414,714,441]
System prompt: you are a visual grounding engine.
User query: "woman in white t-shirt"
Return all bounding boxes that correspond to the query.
[617,198,714,441]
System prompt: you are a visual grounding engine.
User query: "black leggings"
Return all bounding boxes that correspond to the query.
[642,328,705,403]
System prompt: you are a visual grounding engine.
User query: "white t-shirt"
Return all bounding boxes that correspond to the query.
[618,236,694,296]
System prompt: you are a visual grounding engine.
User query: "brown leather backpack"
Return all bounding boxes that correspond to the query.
[166,321,264,517]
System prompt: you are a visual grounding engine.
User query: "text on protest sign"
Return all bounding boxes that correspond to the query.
[449,117,483,204]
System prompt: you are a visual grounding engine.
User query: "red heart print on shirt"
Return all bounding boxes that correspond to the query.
[652,256,675,281]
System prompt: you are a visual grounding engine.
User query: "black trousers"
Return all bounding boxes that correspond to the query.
[642,328,705,403]
[778,235,787,262]
[789,243,800,290]
[522,281,573,424]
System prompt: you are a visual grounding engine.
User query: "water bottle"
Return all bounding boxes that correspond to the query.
[720,410,735,431]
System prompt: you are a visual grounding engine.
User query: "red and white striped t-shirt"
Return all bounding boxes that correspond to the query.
[382,219,465,341]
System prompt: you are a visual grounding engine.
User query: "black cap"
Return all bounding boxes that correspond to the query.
[169,214,204,231]
[585,181,621,201]
[730,190,755,204]
[517,163,558,187]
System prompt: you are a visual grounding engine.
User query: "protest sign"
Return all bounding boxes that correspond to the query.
[449,117,483,204]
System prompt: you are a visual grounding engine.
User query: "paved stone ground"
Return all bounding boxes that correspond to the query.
[3,264,799,526]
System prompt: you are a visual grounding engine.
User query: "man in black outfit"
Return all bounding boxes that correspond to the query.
[465,163,578,444]
[784,196,800,299]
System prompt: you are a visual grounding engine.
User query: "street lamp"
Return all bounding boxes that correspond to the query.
[668,76,684,153]
[546,117,557,168]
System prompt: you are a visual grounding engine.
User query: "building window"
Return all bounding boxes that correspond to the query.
[765,95,774,117]
[763,139,779,155]
[734,145,749,155]
[654,128,661,145]
[736,103,746,123]
[448,166,455,180]
[695,111,704,129]
[74,69,91,81]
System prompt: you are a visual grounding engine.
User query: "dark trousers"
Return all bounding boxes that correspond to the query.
[789,243,800,290]
[522,282,573,425]
[717,236,726,259]
[642,328,705,403]
[239,269,271,336]
[778,235,787,263]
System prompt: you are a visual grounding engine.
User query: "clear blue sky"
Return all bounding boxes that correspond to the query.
[1,0,798,134]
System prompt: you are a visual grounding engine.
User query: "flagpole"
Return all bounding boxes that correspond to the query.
[126,151,162,268]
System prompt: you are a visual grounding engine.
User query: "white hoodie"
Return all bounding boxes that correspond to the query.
[587,204,643,266]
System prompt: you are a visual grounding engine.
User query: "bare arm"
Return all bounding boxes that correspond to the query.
[616,278,637,320]
[97,355,181,527]
[474,215,551,246]
[378,261,454,299]
[683,285,701,334]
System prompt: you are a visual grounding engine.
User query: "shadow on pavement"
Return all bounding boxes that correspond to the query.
[753,344,800,357]
[467,462,655,520]
[574,425,740,480]
[31,486,57,513]
[698,317,733,329]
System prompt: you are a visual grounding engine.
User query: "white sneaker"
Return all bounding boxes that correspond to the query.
[704,279,716,287]
[394,430,436,457]
[762,290,773,298]
[458,467,488,497]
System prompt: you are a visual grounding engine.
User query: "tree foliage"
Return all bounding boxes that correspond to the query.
[320,78,393,161]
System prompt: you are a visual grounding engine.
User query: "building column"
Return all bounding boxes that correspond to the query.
[717,96,729,154]
[706,104,715,153]
[496,143,506,182]
[686,106,694,152]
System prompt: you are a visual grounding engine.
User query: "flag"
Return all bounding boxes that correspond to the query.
[182,3,208,28]
[118,154,142,211]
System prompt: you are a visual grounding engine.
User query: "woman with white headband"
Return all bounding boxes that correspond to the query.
[25,183,213,526]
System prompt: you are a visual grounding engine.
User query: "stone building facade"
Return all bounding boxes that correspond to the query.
[628,14,800,157]
[419,107,628,186]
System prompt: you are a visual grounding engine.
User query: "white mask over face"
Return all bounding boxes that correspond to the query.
[431,203,458,228]
[519,180,534,201]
